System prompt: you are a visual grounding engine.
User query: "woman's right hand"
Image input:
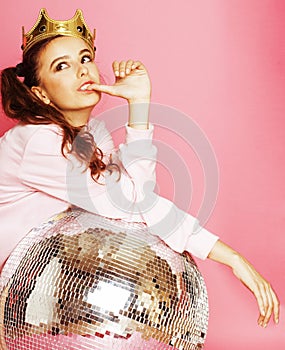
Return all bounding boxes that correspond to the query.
[88,60,151,104]
[88,60,151,129]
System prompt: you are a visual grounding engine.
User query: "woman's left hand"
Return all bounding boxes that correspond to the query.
[88,60,151,103]
[232,254,280,327]
[208,239,280,327]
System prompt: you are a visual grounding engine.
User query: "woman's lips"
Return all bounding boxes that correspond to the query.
[78,81,94,91]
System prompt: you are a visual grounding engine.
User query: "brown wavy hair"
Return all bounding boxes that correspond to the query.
[1,36,114,181]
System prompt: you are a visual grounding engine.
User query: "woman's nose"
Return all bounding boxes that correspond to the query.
[78,64,88,77]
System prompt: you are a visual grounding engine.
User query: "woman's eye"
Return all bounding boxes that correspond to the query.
[81,55,92,64]
[55,62,69,71]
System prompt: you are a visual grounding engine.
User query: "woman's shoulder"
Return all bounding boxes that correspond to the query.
[2,122,62,138]
[1,123,63,155]
[9,123,62,142]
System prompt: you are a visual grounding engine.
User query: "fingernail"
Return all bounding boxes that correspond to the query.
[126,68,130,74]
[115,71,119,76]
[120,71,125,77]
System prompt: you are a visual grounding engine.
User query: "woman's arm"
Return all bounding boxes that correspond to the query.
[207,239,280,328]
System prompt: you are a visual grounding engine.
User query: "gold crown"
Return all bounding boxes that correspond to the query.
[22,8,96,54]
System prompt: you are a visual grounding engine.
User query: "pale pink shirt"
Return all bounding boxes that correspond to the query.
[0,119,218,265]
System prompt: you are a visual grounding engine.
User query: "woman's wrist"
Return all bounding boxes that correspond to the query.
[128,98,150,130]
[227,251,244,271]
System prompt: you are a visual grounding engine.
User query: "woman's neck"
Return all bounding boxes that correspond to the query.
[63,108,92,127]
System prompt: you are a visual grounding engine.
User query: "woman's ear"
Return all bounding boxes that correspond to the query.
[31,86,51,105]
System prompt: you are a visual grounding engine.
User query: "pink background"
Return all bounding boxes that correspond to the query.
[0,0,284,349]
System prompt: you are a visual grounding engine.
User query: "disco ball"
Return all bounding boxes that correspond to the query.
[0,208,208,349]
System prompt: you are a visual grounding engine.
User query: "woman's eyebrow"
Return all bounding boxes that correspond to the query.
[50,49,92,69]
[79,48,91,56]
[50,55,70,69]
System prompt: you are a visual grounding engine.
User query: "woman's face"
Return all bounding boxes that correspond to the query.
[32,36,101,125]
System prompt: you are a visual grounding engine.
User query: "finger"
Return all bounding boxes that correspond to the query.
[271,289,280,324]
[119,61,126,77]
[112,61,120,77]
[257,313,264,327]
[87,83,116,96]
[131,60,143,70]
[125,59,134,75]
[262,289,273,327]
[257,282,276,327]
[252,283,266,321]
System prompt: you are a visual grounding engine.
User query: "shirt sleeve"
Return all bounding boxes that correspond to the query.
[88,119,157,201]
[119,124,157,200]
[133,192,219,260]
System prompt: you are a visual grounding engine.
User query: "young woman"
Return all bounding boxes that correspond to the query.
[0,8,279,335]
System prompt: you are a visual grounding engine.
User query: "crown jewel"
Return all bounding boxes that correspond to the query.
[22,8,96,54]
